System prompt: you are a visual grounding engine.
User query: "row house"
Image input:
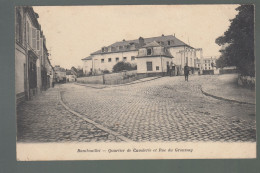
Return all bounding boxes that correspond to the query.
[82,34,203,75]
[15,6,54,102]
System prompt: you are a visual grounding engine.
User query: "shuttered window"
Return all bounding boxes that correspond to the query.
[37,30,40,51]
[31,27,37,50]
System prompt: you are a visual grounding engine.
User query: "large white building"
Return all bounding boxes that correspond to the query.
[82,35,203,75]
[195,56,217,71]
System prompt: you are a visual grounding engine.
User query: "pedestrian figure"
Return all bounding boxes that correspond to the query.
[170,62,174,76]
[169,65,172,76]
[184,63,190,81]
[167,64,170,76]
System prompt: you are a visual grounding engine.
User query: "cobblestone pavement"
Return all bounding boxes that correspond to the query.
[60,75,256,142]
[17,87,120,142]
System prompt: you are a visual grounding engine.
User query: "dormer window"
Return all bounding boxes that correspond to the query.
[147,48,152,55]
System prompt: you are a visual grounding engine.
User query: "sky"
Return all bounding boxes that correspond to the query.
[33,5,239,69]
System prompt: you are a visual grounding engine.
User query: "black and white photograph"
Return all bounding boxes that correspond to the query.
[15,5,256,160]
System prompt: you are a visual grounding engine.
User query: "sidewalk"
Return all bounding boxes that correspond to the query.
[200,74,255,105]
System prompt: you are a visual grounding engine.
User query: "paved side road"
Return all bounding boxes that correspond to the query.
[61,75,256,142]
[17,87,120,143]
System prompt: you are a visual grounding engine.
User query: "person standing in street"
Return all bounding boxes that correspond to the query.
[184,63,190,81]
[167,64,170,76]
[170,62,173,76]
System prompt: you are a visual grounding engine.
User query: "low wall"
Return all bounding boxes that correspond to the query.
[219,68,237,74]
[77,75,104,84]
[238,75,255,89]
[77,70,142,85]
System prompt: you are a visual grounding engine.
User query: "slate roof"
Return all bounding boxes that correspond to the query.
[142,41,161,48]
[90,35,192,55]
[109,35,189,47]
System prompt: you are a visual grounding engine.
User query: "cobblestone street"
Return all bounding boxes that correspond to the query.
[17,75,256,142]
[17,88,120,143]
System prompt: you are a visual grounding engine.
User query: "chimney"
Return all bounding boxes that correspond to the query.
[174,33,175,37]
[139,37,144,47]
[123,39,125,41]
[162,34,164,36]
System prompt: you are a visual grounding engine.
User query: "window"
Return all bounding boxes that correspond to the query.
[168,40,171,45]
[101,59,104,63]
[156,66,159,70]
[31,27,37,50]
[116,57,119,62]
[36,30,40,51]
[108,58,112,62]
[16,10,22,43]
[147,48,152,55]
[131,56,135,61]
[123,57,127,61]
[146,62,153,71]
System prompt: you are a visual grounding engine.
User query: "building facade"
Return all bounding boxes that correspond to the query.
[15,6,53,102]
[82,35,203,76]
[136,41,173,74]
[195,56,217,71]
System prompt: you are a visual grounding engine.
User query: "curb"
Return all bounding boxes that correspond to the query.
[58,90,134,142]
[200,88,255,105]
